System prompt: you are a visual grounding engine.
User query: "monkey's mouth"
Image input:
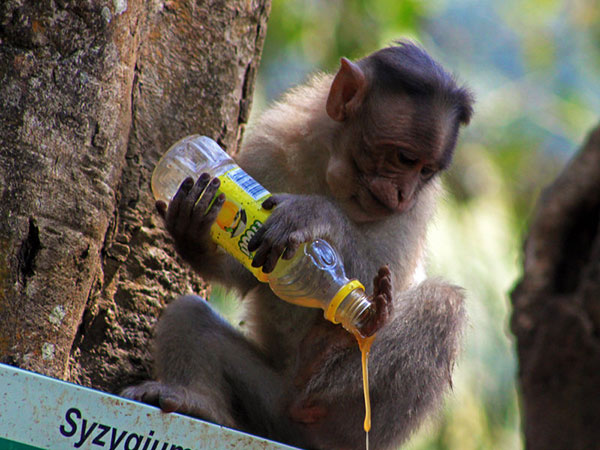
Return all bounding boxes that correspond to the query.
[350,189,396,221]
[353,184,416,219]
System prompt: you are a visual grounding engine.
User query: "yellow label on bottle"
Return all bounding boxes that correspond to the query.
[210,167,271,282]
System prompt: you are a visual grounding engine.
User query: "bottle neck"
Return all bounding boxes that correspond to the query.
[326,281,374,336]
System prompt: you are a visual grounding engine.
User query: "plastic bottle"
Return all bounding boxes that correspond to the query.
[268,239,375,335]
[151,135,375,336]
[151,135,271,281]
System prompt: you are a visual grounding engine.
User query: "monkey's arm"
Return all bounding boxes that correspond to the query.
[292,279,466,450]
[156,175,258,293]
[245,185,433,290]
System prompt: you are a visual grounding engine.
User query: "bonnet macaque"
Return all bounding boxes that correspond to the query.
[123,41,473,450]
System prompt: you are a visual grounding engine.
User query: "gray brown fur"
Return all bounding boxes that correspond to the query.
[122,41,472,450]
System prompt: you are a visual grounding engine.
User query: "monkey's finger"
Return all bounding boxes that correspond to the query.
[373,265,392,296]
[261,196,280,210]
[251,234,286,272]
[262,230,293,271]
[134,382,163,406]
[250,243,269,269]
[158,393,183,414]
[247,225,267,252]
[261,243,286,273]
[377,264,392,280]
[178,173,211,223]
[359,289,393,337]
[375,285,393,316]
[375,289,392,314]
[193,176,221,214]
[375,273,392,298]
[364,266,394,335]
[167,177,194,232]
[191,193,225,232]
[156,200,167,219]
[374,294,391,327]
[281,232,304,260]
[120,385,146,403]
[373,266,394,320]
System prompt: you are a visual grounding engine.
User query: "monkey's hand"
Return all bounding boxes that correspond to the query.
[359,265,394,337]
[156,174,225,269]
[247,194,342,273]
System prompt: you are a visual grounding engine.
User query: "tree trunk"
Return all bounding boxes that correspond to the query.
[511,123,600,449]
[0,0,270,393]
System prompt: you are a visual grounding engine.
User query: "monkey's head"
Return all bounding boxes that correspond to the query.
[325,41,474,223]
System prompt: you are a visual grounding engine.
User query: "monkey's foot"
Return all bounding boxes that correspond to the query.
[121,381,234,427]
[121,381,182,412]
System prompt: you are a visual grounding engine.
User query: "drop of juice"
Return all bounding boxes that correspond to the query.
[355,333,376,450]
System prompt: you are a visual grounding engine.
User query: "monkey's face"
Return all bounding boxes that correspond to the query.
[327,95,458,223]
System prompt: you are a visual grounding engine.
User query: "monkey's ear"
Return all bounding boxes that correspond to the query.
[326,57,367,122]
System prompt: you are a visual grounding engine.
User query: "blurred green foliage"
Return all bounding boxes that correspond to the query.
[214,0,600,448]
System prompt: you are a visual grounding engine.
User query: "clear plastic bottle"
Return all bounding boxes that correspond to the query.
[151,135,375,336]
[268,239,375,335]
[152,135,272,281]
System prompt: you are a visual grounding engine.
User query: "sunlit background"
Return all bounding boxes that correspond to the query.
[212,0,600,448]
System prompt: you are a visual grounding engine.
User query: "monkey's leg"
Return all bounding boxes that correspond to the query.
[122,295,310,447]
[292,279,466,450]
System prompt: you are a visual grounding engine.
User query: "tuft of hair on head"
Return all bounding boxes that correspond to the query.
[361,40,474,125]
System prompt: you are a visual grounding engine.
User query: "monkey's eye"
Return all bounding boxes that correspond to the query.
[420,167,436,180]
[396,152,417,166]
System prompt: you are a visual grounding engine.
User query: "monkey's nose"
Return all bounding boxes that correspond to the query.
[395,189,415,213]
[368,178,399,211]
[397,189,404,203]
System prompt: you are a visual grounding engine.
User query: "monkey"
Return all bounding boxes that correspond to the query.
[122,41,473,450]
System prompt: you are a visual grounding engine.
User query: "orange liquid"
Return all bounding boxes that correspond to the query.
[355,333,376,448]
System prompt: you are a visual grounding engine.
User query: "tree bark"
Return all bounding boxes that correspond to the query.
[0,0,270,392]
[511,123,600,450]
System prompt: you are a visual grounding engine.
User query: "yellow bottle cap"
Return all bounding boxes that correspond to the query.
[324,279,365,324]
